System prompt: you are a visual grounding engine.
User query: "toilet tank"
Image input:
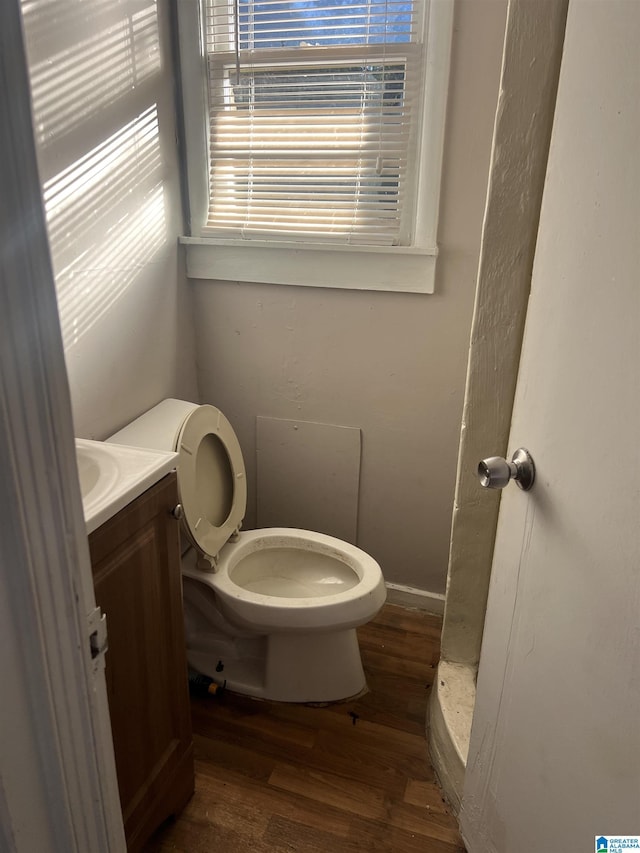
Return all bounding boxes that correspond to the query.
[108,398,199,451]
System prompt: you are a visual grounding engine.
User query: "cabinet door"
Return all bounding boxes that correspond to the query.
[89,474,194,851]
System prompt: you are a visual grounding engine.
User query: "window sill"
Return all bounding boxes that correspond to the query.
[180,237,438,294]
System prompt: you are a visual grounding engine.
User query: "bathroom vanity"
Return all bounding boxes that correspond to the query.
[88,472,194,851]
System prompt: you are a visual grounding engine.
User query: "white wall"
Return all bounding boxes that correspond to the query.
[191,0,507,593]
[22,0,198,440]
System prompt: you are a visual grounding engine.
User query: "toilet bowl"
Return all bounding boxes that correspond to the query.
[108,399,386,702]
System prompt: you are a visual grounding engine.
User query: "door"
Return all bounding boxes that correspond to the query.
[1,1,124,849]
[460,2,640,852]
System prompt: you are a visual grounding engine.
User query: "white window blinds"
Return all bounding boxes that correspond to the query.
[203,1,424,246]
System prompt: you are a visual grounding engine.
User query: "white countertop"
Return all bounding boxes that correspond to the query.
[76,438,178,534]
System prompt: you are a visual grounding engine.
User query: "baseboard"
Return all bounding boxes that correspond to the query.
[384,582,446,615]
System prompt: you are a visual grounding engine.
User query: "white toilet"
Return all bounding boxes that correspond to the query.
[108,399,386,702]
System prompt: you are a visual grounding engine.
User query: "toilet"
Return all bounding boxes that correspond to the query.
[108,399,386,702]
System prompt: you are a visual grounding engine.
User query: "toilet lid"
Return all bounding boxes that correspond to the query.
[176,405,247,558]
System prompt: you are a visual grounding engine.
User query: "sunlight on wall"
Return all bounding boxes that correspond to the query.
[21,0,169,348]
[23,0,160,155]
[43,107,167,348]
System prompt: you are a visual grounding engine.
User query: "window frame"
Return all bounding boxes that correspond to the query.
[176,0,454,293]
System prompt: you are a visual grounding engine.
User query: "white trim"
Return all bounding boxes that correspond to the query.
[0,3,124,850]
[413,0,455,244]
[182,237,438,292]
[176,0,209,233]
[176,0,454,293]
[385,582,446,615]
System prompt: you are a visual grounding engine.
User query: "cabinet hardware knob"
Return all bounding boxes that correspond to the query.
[171,503,184,520]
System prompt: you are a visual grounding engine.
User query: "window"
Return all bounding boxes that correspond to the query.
[177,0,453,292]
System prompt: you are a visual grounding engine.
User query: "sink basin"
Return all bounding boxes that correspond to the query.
[77,441,120,507]
[76,438,178,534]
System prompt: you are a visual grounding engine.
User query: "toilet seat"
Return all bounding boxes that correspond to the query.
[177,405,247,559]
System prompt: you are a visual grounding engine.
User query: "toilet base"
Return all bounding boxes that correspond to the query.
[265,629,366,702]
[187,628,367,703]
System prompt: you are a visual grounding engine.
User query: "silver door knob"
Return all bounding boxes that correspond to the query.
[477,448,535,491]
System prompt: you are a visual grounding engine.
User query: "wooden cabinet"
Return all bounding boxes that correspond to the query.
[89,473,194,852]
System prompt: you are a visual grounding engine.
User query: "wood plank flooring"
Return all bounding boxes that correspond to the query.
[144,604,465,852]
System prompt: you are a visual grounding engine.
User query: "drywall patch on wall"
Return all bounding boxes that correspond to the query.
[256,416,361,543]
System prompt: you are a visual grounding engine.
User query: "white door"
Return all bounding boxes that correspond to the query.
[460,2,640,852]
[1,2,124,849]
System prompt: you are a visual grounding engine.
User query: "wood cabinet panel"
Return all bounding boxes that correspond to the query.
[89,474,194,852]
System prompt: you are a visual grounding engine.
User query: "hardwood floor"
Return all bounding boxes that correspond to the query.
[144,604,465,852]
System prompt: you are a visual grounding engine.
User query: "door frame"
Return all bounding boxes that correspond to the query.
[0,2,124,850]
[428,0,568,810]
